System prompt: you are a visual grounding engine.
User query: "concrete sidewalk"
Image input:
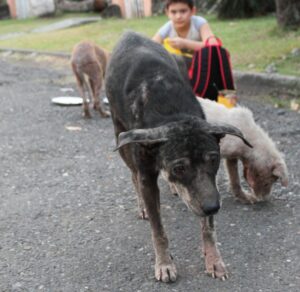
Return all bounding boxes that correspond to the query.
[0,17,101,41]
[31,17,101,33]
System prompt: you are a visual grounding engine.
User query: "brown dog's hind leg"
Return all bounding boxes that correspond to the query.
[89,75,110,118]
[138,171,177,283]
[201,216,228,280]
[81,79,91,118]
[225,159,258,204]
[72,64,91,118]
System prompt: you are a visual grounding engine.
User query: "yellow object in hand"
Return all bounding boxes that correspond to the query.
[163,38,193,58]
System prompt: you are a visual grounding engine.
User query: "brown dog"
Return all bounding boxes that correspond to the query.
[71,41,110,118]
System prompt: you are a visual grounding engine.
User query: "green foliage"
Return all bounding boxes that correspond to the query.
[275,0,300,30]
[194,0,217,11]
[217,0,275,19]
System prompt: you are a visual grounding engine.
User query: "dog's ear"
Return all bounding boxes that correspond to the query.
[207,123,253,148]
[272,162,289,187]
[114,128,168,151]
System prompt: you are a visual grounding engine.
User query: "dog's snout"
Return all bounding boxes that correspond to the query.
[202,202,220,216]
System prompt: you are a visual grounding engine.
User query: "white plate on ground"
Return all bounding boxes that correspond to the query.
[51,96,83,106]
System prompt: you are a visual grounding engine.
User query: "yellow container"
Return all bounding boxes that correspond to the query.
[217,95,236,108]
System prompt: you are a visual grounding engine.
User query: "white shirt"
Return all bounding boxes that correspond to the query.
[157,15,207,41]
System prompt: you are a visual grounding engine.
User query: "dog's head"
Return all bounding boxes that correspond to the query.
[242,155,288,201]
[116,118,252,217]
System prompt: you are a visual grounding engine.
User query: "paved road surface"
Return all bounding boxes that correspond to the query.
[0,56,299,292]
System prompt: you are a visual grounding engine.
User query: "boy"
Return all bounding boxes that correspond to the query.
[152,0,216,55]
[153,0,237,106]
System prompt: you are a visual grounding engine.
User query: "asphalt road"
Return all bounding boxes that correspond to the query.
[0,56,299,292]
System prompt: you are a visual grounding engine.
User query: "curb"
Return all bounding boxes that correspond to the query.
[1,47,300,96]
[234,71,300,97]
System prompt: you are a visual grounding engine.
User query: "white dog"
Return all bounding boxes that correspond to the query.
[199,98,288,203]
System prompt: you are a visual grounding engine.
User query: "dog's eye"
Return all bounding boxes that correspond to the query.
[210,154,218,163]
[205,152,219,164]
[173,165,186,176]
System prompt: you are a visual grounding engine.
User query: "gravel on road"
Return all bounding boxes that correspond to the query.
[0,57,299,292]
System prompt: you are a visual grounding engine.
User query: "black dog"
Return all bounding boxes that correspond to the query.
[105,32,251,282]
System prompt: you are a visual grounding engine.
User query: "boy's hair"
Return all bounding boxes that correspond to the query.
[165,0,195,10]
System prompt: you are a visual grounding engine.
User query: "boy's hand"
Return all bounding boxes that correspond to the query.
[168,37,186,49]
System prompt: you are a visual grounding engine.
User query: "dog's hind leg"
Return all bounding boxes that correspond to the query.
[72,63,91,118]
[201,216,228,280]
[225,159,258,204]
[89,74,110,118]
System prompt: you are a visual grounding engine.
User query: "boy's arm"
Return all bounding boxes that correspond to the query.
[152,33,163,44]
[200,23,217,45]
[168,38,203,50]
[167,23,217,51]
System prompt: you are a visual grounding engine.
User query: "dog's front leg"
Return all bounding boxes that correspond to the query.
[201,216,228,280]
[132,172,148,219]
[225,159,258,204]
[138,172,177,283]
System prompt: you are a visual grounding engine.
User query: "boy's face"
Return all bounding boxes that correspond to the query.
[166,3,195,30]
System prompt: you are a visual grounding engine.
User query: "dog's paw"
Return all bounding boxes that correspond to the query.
[83,111,92,119]
[205,257,228,280]
[138,208,149,220]
[101,110,111,118]
[234,190,261,204]
[155,261,177,283]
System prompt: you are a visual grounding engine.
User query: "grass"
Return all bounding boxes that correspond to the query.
[0,13,300,76]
